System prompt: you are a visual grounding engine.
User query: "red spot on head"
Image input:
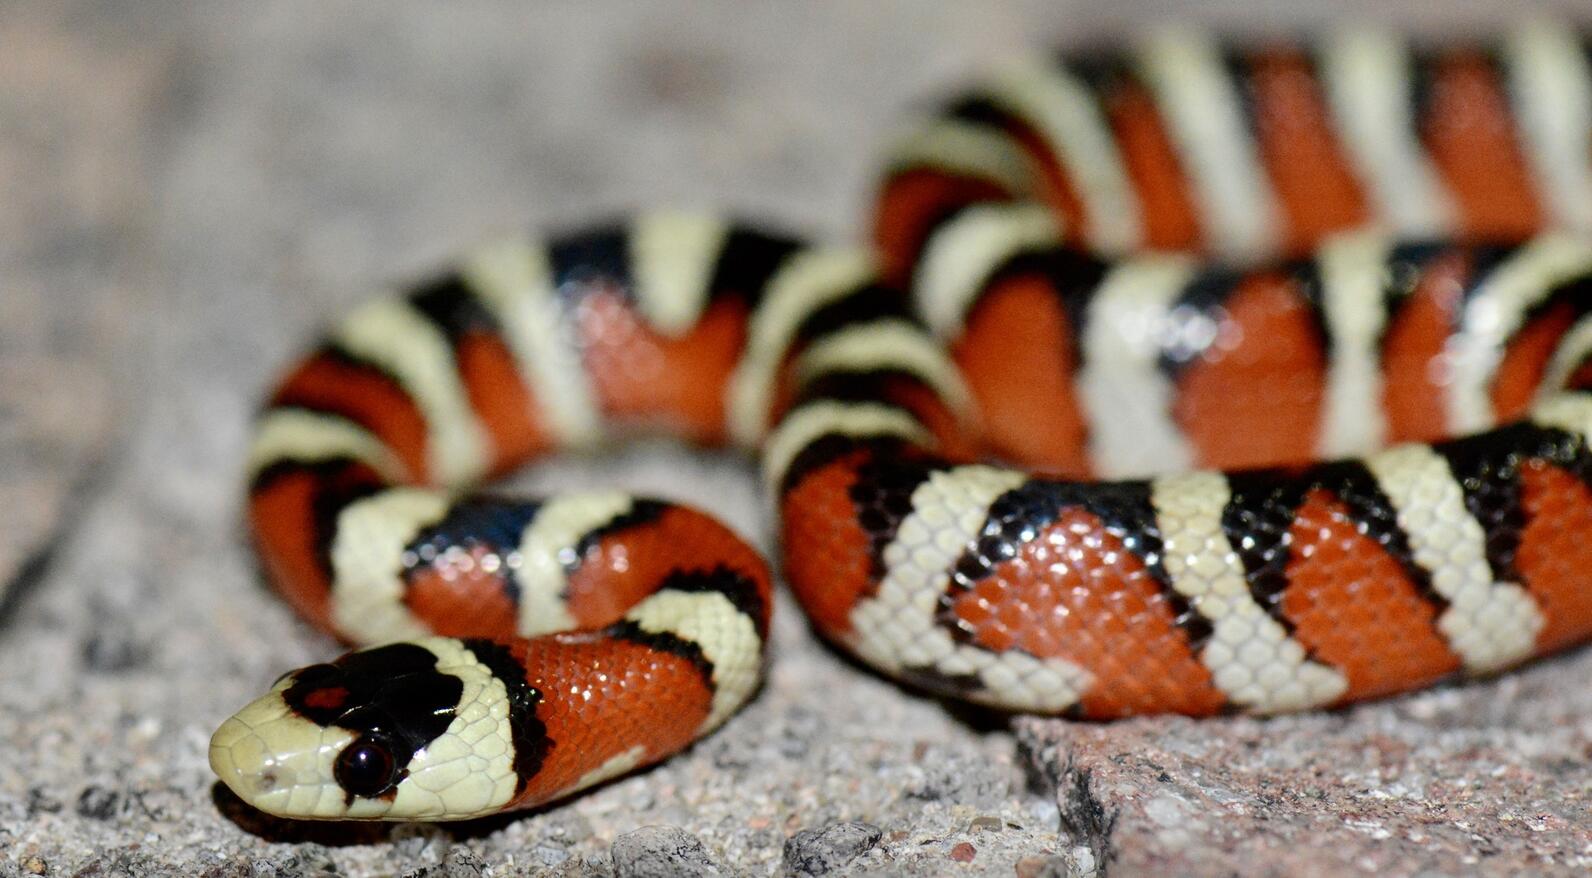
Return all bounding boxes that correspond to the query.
[302,686,350,711]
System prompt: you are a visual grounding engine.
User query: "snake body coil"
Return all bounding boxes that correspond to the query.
[211,25,1592,821]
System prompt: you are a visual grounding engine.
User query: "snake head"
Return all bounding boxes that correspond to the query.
[209,637,524,821]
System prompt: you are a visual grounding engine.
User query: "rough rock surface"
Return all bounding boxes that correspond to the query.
[783,821,883,876]
[3,2,1591,877]
[1018,650,1592,876]
[611,826,726,877]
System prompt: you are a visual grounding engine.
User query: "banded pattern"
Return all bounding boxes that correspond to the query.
[916,230,1592,476]
[216,22,1592,823]
[878,25,1592,282]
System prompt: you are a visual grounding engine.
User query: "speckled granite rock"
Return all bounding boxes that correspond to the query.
[611,826,726,877]
[3,2,1591,877]
[783,821,883,876]
[1017,648,1592,877]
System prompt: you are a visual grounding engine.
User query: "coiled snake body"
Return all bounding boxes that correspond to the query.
[211,25,1592,821]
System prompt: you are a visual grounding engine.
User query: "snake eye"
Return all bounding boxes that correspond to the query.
[334,735,399,798]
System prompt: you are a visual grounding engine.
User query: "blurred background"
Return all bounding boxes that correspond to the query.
[5,2,1592,876]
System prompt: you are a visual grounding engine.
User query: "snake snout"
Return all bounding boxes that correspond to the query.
[208,691,355,818]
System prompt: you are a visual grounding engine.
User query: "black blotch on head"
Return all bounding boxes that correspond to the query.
[282,643,464,801]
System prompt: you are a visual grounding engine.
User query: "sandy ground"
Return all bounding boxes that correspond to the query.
[3,2,1591,876]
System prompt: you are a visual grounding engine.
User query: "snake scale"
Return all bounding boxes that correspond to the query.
[210,23,1592,821]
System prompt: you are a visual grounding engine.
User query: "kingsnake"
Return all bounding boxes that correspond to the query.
[210,24,1592,822]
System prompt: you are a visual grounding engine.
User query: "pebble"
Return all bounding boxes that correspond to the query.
[1013,855,1048,878]
[1013,854,1069,878]
[611,825,724,878]
[782,821,883,876]
[74,787,120,821]
[397,849,487,878]
[533,844,572,866]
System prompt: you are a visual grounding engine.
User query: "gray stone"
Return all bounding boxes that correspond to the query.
[783,821,883,876]
[1017,670,1592,878]
[398,848,486,878]
[237,846,342,878]
[610,826,723,878]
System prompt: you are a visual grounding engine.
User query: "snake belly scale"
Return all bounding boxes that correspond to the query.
[211,24,1592,821]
